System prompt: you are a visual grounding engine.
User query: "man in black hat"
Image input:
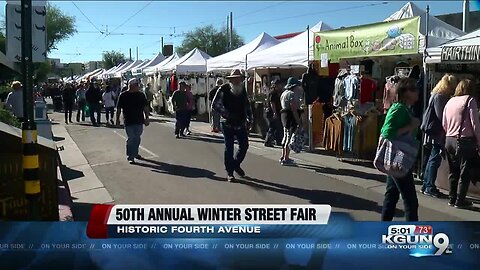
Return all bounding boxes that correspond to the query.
[211,69,253,182]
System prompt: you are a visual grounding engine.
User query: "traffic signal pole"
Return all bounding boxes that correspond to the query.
[21,0,41,220]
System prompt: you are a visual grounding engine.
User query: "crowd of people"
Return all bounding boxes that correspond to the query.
[380,74,478,222]
[3,67,477,220]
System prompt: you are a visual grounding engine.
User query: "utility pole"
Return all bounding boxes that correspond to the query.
[463,0,470,32]
[229,12,233,51]
[161,37,164,54]
[129,48,132,61]
[21,0,41,220]
[226,15,230,51]
[136,47,139,60]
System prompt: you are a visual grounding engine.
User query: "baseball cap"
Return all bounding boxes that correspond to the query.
[128,78,139,85]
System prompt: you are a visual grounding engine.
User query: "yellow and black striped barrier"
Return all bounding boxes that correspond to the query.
[22,125,40,197]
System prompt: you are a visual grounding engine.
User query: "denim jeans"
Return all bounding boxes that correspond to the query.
[265,116,283,146]
[125,124,144,159]
[175,110,189,135]
[222,123,249,175]
[381,172,419,221]
[210,110,221,130]
[422,143,442,193]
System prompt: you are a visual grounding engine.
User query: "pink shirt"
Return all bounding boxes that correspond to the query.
[443,95,480,144]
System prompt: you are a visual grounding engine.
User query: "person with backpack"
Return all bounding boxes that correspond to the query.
[264,79,283,147]
[420,74,457,198]
[209,78,223,133]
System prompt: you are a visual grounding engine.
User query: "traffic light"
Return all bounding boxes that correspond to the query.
[82,64,85,70]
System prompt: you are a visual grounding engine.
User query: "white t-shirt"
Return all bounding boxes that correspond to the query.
[102,91,117,108]
[6,90,24,118]
[280,89,298,111]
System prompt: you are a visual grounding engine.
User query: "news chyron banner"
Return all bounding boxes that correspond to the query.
[0,204,479,269]
[87,204,331,238]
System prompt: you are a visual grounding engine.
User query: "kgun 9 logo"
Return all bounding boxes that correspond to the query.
[382,225,452,256]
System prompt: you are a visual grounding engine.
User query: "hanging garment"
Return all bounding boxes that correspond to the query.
[344,74,360,101]
[343,114,356,152]
[317,77,335,103]
[359,77,377,104]
[302,68,321,105]
[323,115,343,153]
[311,101,325,147]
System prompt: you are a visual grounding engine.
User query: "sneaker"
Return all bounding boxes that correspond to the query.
[234,167,246,178]
[186,130,192,135]
[127,158,135,164]
[423,190,441,198]
[280,159,295,166]
[227,175,235,182]
[448,198,456,207]
[455,200,474,209]
[175,134,180,139]
[135,155,143,159]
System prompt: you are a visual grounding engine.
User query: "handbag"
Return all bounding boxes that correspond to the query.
[289,128,305,153]
[374,135,419,178]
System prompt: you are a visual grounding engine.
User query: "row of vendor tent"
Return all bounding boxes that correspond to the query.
[246,21,331,69]
[140,2,465,74]
[247,2,464,70]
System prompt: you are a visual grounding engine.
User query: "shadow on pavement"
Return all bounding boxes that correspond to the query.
[71,202,94,221]
[297,163,387,183]
[150,118,170,124]
[240,176,405,217]
[134,158,226,182]
[53,136,65,142]
[59,164,85,181]
[183,135,224,144]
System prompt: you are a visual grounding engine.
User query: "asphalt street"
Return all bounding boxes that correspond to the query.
[52,113,463,222]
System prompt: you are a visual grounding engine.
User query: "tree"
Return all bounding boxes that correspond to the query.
[46,4,77,53]
[176,25,244,57]
[102,50,126,69]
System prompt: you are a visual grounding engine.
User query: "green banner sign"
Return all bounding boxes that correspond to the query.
[314,17,420,63]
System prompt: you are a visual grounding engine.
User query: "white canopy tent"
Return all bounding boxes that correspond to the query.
[247,21,333,69]
[77,68,103,82]
[425,29,480,64]
[103,61,132,78]
[159,48,211,74]
[131,53,165,74]
[384,2,464,50]
[207,32,280,72]
[144,53,181,76]
[114,60,144,77]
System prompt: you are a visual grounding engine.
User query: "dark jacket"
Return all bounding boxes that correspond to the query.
[86,84,102,104]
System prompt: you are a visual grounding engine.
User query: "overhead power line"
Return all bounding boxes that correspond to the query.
[106,1,153,36]
[235,1,289,20]
[71,1,103,33]
[236,2,389,28]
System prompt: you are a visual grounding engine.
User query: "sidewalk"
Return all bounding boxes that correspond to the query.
[153,114,480,221]
[52,123,114,221]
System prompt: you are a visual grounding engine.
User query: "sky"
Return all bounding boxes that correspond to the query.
[2,0,480,63]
